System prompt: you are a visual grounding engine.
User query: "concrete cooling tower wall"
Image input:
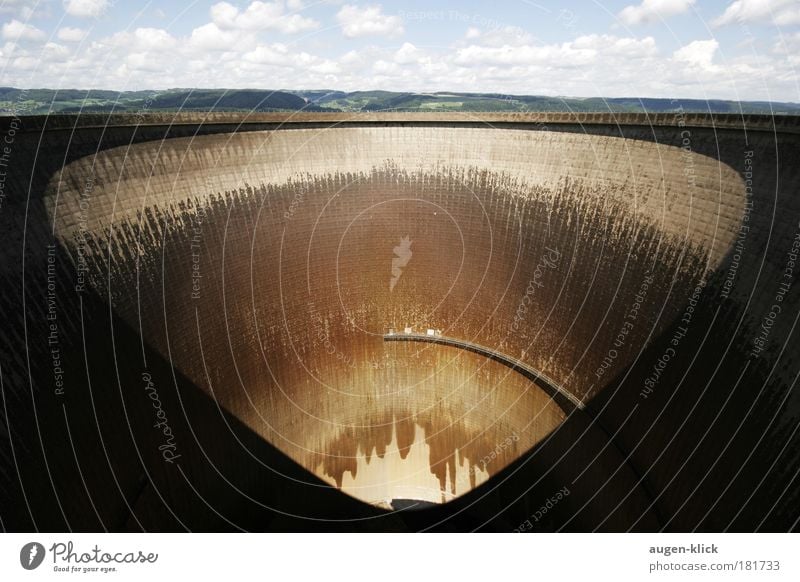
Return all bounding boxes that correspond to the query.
[1,112,799,531]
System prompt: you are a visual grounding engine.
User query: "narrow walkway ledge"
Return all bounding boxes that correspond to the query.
[383,332,585,413]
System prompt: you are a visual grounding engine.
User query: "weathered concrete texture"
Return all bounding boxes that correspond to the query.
[1,112,799,531]
[44,126,729,504]
[46,127,743,402]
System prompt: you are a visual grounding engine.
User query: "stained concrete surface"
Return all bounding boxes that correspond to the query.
[0,112,798,531]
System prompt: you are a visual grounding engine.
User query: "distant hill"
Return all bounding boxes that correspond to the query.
[0,88,329,115]
[296,90,800,115]
[1,87,798,115]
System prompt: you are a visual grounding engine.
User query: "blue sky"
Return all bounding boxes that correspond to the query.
[1,0,798,101]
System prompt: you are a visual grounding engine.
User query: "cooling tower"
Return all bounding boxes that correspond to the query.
[1,112,799,531]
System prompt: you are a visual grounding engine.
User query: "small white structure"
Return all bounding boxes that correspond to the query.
[426,328,435,336]
[387,328,395,336]
[404,326,413,334]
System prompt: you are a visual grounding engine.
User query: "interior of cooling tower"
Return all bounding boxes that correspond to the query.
[4,112,799,531]
[45,121,741,508]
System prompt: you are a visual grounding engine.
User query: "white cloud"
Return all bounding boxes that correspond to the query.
[210,2,238,27]
[372,59,398,74]
[131,28,177,50]
[465,27,481,40]
[125,52,165,73]
[454,44,543,67]
[339,48,366,68]
[210,1,319,34]
[42,42,71,62]
[774,7,800,26]
[673,39,718,68]
[309,59,340,74]
[454,35,656,67]
[243,43,290,65]
[772,31,800,67]
[105,28,177,51]
[189,23,245,51]
[618,0,695,25]
[2,19,46,42]
[573,34,658,57]
[63,0,109,18]
[393,42,422,64]
[242,42,339,74]
[774,31,800,52]
[336,4,404,38]
[0,0,37,19]
[57,27,88,42]
[455,44,594,68]
[464,26,536,48]
[714,0,800,27]
[11,55,39,70]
